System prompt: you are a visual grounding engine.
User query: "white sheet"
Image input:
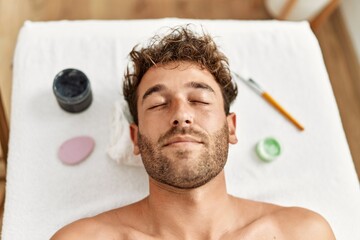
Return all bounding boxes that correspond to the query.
[3,18,360,240]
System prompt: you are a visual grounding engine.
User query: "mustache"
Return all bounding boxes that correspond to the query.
[157,126,209,146]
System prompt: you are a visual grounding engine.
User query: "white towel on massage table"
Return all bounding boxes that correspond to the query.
[3,19,360,240]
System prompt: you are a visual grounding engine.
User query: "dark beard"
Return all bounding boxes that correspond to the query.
[138,123,229,189]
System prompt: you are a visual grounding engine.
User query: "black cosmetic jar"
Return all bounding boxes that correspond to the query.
[53,68,93,113]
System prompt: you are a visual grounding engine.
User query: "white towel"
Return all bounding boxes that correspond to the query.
[107,99,143,167]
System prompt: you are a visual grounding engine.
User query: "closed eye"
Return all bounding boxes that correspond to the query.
[189,100,209,105]
[148,103,167,110]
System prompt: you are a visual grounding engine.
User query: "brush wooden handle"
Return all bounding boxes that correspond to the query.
[262,92,304,131]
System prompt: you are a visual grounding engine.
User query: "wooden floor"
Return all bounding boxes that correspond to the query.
[0,147,5,237]
[0,0,359,237]
[315,9,360,179]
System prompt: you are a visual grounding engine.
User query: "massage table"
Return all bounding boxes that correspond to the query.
[2,18,360,239]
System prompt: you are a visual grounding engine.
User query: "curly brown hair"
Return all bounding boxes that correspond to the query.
[123,25,238,124]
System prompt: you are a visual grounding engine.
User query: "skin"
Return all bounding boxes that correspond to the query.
[51,62,336,240]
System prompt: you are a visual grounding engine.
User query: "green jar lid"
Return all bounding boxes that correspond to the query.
[256,137,281,162]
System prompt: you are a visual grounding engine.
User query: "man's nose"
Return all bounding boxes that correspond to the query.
[170,100,193,127]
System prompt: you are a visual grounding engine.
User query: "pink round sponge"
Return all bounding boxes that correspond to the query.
[58,136,95,165]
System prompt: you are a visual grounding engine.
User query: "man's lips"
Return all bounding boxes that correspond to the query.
[162,136,203,147]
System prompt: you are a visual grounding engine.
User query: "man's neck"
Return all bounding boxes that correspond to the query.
[140,171,240,240]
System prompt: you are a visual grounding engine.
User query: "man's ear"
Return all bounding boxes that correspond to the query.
[226,112,238,144]
[130,123,140,155]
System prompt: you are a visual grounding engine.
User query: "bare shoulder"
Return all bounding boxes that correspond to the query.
[50,208,131,240]
[50,202,149,240]
[271,206,336,240]
[51,217,106,240]
[236,199,336,240]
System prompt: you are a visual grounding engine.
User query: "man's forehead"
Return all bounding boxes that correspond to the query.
[139,62,218,89]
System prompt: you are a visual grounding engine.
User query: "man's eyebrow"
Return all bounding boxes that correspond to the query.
[186,81,215,93]
[142,84,167,103]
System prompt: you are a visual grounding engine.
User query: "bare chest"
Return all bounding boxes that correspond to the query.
[107,220,282,240]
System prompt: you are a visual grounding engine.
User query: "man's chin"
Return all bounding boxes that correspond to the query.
[152,169,220,190]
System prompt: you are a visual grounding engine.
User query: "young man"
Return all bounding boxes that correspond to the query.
[52,26,335,239]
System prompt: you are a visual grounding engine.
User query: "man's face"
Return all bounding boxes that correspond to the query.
[130,62,237,189]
